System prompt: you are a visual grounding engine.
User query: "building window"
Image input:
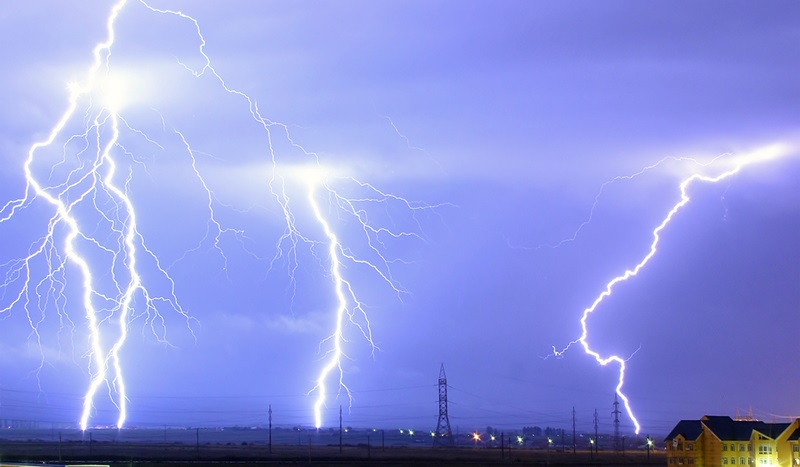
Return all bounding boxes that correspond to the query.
[724,444,729,452]
[688,443,693,451]
[793,444,799,453]
[748,444,753,452]
[688,458,694,465]
[724,457,728,465]
[740,457,745,465]
[732,457,737,465]
[740,444,745,451]
[759,444,773,455]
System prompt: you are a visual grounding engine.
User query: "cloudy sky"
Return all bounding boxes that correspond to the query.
[0,1,799,436]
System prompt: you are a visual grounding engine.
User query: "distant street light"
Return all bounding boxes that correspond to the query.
[472,432,481,447]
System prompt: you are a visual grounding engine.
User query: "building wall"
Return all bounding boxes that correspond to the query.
[774,421,800,467]
[667,434,703,466]
[703,428,723,467]
[788,440,800,467]
[719,439,750,466]
[752,432,775,466]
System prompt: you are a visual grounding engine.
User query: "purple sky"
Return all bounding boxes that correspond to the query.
[0,1,799,436]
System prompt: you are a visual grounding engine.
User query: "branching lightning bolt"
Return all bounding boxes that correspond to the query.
[0,0,227,429]
[1,0,444,430]
[306,182,353,430]
[0,0,142,430]
[297,175,441,428]
[134,4,445,428]
[552,144,793,435]
[536,154,729,251]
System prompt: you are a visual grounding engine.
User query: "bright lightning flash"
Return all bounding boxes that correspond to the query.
[0,0,257,429]
[2,0,134,430]
[1,1,443,430]
[270,165,441,429]
[132,2,445,430]
[553,143,793,435]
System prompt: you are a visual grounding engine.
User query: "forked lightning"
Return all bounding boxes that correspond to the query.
[1,0,439,429]
[553,143,792,434]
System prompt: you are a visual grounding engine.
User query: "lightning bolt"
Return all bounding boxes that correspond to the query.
[2,0,443,430]
[307,181,352,430]
[0,0,215,429]
[0,0,139,430]
[297,174,439,429]
[537,154,729,250]
[553,143,793,435]
[133,3,444,428]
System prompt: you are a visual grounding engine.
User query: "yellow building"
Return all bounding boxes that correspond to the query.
[665,415,800,467]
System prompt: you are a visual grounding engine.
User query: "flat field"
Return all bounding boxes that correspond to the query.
[0,428,665,466]
[0,441,665,466]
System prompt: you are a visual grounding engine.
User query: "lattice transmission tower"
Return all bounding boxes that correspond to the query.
[433,363,454,447]
[612,393,621,452]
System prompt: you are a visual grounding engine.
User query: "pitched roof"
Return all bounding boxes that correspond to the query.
[787,427,800,441]
[754,423,791,439]
[700,416,792,441]
[701,416,754,441]
[665,420,703,442]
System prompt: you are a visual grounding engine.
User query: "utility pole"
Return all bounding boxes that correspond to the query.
[268,404,273,454]
[593,408,599,455]
[612,393,621,452]
[572,406,576,454]
[339,405,343,455]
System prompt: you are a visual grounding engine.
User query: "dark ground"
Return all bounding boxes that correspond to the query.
[0,440,665,466]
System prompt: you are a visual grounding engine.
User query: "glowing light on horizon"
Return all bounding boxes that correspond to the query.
[553,143,794,435]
